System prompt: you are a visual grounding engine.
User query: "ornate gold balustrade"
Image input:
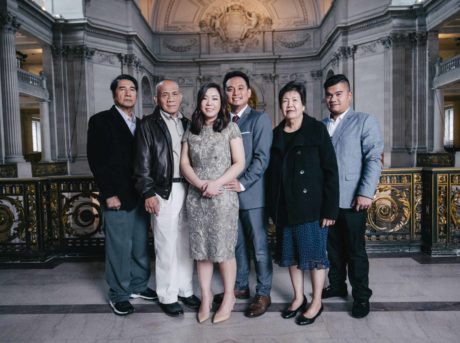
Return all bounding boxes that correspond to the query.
[1,168,459,263]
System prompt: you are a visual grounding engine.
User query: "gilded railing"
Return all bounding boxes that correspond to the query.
[366,169,422,252]
[1,168,460,262]
[422,168,460,255]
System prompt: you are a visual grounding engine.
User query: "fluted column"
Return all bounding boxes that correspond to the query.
[0,12,25,163]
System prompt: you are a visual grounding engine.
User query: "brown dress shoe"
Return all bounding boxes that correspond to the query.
[244,295,271,318]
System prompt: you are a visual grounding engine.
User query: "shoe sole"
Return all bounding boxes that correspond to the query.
[109,301,134,316]
[130,294,158,301]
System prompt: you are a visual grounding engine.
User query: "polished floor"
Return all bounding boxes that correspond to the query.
[1,255,460,343]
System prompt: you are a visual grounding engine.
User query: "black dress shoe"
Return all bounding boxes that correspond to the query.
[352,301,370,318]
[295,305,323,325]
[159,302,184,317]
[321,286,348,299]
[178,295,201,309]
[130,287,158,301]
[281,295,307,319]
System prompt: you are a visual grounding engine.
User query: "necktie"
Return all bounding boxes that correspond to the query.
[232,115,239,123]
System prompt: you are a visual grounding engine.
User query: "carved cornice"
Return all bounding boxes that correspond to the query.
[0,12,20,32]
[379,32,427,49]
[51,45,95,59]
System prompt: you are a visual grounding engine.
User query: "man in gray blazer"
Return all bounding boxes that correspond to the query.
[218,70,273,318]
[321,74,383,319]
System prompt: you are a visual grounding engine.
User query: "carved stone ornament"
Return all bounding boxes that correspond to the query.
[0,12,20,31]
[199,3,272,52]
[276,33,311,49]
[163,38,198,53]
[118,53,141,68]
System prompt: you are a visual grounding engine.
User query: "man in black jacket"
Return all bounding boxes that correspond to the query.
[134,79,199,317]
[87,74,157,316]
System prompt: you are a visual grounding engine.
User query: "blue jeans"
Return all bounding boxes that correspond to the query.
[235,208,273,296]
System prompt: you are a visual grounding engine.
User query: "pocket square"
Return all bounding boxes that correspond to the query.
[241,131,251,135]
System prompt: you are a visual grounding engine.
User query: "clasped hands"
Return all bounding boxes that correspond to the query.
[199,179,241,198]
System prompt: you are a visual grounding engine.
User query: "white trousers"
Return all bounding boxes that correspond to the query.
[151,182,194,304]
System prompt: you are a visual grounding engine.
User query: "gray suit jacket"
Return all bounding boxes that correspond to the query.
[322,110,383,209]
[237,106,273,210]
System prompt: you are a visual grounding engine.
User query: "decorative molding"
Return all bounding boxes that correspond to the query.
[118,53,141,68]
[0,12,20,31]
[50,45,95,59]
[199,3,272,52]
[276,33,311,49]
[162,38,198,53]
[310,70,322,80]
[331,46,356,66]
[93,51,118,65]
[356,41,379,57]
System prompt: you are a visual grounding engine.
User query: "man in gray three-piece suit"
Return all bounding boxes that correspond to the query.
[215,70,273,318]
[321,74,383,319]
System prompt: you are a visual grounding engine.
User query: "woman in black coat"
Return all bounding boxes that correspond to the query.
[266,81,339,325]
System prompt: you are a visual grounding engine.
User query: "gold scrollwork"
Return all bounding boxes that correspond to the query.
[62,192,101,237]
[437,185,448,241]
[26,184,38,246]
[367,185,411,233]
[0,195,26,243]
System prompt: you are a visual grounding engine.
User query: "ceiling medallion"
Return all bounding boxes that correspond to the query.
[199,4,272,52]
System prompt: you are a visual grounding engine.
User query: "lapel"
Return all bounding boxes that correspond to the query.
[236,106,252,128]
[331,109,356,146]
[110,105,135,140]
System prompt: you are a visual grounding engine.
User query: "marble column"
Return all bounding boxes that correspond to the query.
[0,12,25,164]
[39,100,52,162]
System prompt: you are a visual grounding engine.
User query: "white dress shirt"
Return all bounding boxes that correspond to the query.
[325,107,351,137]
[115,106,136,135]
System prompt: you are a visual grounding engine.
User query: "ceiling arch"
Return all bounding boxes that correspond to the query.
[139,0,333,32]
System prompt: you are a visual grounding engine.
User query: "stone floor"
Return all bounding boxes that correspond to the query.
[1,255,460,343]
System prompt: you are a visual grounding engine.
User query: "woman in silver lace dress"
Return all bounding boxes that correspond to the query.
[180,82,245,324]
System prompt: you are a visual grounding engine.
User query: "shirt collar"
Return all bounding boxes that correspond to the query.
[115,105,136,123]
[329,107,351,122]
[231,104,249,119]
[160,109,183,120]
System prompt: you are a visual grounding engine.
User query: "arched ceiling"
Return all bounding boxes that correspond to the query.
[136,0,333,32]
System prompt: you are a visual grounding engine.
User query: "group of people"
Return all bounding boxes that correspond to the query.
[87,70,383,326]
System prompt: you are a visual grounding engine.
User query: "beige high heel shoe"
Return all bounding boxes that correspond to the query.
[197,295,212,324]
[212,296,236,324]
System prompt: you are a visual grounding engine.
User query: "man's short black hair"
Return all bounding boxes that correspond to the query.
[110,74,138,96]
[323,74,350,91]
[223,70,250,89]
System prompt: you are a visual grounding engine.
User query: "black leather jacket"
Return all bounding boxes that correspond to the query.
[134,106,189,200]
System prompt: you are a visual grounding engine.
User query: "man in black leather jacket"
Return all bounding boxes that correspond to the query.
[134,79,200,317]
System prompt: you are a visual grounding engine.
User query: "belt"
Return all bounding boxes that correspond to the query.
[172,177,186,183]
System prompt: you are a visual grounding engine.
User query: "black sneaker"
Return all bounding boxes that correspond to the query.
[130,287,158,301]
[109,300,134,316]
[352,301,370,318]
[178,295,201,309]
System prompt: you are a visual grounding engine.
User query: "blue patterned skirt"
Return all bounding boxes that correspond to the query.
[275,220,329,270]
